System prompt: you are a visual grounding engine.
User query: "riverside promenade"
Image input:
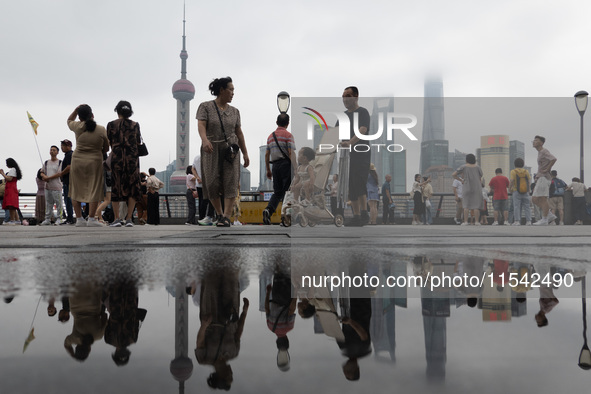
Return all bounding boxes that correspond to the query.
[2,224,590,264]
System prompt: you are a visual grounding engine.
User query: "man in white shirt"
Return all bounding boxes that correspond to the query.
[40,145,64,225]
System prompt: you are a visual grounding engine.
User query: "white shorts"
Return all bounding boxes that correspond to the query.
[532,177,550,198]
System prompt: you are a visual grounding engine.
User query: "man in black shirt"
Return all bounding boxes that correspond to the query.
[339,86,370,226]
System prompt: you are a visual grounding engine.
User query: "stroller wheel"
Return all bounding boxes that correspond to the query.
[282,216,291,227]
[308,220,317,227]
[297,213,308,227]
[334,214,344,227]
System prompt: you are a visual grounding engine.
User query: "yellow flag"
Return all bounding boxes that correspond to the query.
[23,327,35,353]
[27,111,39,135]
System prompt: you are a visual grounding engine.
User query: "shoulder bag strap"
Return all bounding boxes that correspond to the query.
[213,103,229,143]
[272,132,290,162]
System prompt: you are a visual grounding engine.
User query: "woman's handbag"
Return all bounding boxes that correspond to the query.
[138,137,149,157]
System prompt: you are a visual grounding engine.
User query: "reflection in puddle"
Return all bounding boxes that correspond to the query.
[0,248,590,393]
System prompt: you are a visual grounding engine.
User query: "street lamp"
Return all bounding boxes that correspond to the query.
[574,90,588,183]
[579,276,591,370]
[277,91,290,114]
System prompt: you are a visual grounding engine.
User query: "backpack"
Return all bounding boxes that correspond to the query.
[516,172,529,194]
[550,178,566,196]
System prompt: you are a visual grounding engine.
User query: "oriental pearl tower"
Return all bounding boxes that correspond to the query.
[170,6,195,192]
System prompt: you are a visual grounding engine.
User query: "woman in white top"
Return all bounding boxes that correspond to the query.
[566,177,588,225]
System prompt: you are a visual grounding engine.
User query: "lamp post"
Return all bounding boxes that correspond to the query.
[579,276,591,370]
[575,91,588,183]
[277,91,290,114]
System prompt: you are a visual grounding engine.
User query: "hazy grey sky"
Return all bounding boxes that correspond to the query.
[2,0,591,191]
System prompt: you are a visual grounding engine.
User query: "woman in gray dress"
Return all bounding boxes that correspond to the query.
[196,77,250,227]
[452,154,483,225]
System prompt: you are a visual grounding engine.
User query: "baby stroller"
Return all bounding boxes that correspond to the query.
[281,149,344,227]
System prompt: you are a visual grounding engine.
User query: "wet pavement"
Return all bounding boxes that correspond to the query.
[1,224,590,393]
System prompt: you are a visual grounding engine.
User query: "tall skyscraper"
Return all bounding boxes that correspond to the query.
[420,77,454,192]
[479,135,510,184]
[370,97,407,193]
[170,7,195,192]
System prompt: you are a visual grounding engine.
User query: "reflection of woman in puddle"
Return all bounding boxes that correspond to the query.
[195,267,249,390]
[104,280,147,366]
[64,284,107,362]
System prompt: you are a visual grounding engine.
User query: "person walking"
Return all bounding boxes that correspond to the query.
[531,136,557,226]
[39,145,64,225]
[196,77,250,228]
[185,165,197,225]
[263,113,296,225]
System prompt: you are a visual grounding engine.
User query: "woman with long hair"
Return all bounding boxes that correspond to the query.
[106,100,143,227]
[67,104,110,227]
[1,158,23,225]
[196,77,250,227]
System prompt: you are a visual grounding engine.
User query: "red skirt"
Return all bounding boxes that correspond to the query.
[2,179,19,209]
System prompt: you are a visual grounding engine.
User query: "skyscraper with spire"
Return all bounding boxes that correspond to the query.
[170,5,195,192]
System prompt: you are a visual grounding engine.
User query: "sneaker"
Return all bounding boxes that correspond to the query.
[533,218,548,226]
[547,212,557,223]
[454,218,461,225]
[55,218,65,225]
[504,222,510,226]
[40,219,52,226]
[124,219,134,227]
[492,221,499,226]
[87,217,104,227]
[474,222,481,226]
[198,216,214,226]
[75,218,87,227]
[526,221,532,226]
[512,222,521,226]
[559,222,564,226]
[110,219,123,227]
[233,220,243,226]
[2,221,15,226]
[460,222,470,226]
[185,222,193,225]
[262,209,271,225]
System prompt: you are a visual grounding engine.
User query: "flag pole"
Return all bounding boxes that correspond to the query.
[27,111,44,168]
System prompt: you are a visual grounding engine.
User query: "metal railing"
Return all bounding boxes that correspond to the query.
[4,191,588,224]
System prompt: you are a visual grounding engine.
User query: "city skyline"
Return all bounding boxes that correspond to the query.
[2,1,591,194]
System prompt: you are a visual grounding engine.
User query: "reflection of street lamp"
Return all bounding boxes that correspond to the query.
[575,91,588,183]
[579,277,591,370]
[277,91,290,114]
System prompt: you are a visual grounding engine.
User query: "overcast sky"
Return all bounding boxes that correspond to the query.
[2,0,591,192]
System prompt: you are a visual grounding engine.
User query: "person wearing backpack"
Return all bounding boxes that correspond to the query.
[509,158,532,226]
[549,170,567,225]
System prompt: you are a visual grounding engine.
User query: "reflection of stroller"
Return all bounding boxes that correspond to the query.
[281,150,344,227]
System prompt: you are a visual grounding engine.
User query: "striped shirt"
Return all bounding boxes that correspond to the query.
[266,127,295,163]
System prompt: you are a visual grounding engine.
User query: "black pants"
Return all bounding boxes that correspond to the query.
[186,189,196,224]
[382,201,394,223]
[197,187,215,220]
[147,192,160,225]
[266,159,292,215]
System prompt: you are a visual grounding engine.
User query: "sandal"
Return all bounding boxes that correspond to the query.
[216,216,231,227]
